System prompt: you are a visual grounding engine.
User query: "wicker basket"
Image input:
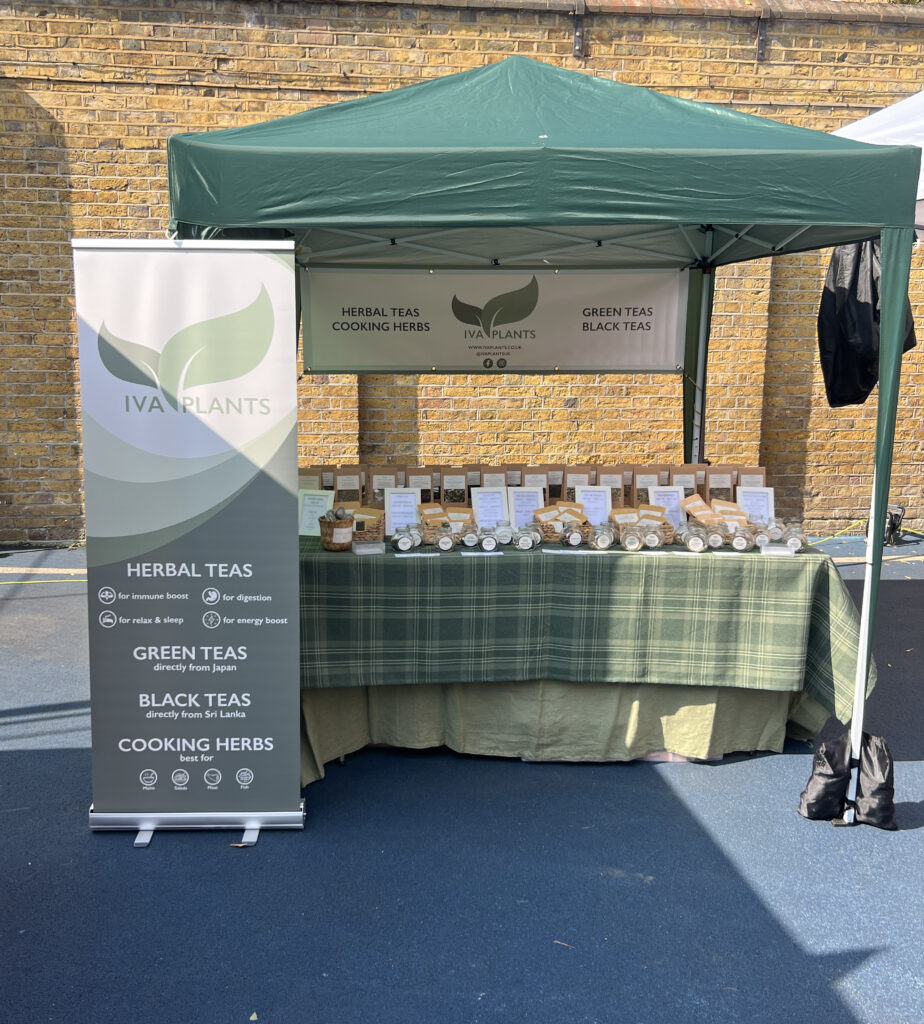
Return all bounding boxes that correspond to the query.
[422,523,442,546]
[538,521,594,545]
[319,516,355,551]
[537,520,562,543]
[570,523,596,545]
[352,517,385,542]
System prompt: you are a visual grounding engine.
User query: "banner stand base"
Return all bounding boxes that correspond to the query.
[90,801,306,847]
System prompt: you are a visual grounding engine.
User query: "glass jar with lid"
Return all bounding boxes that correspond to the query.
[408,522,423,547]
[435,524,456,552]
[391,526,414,552]
[642,522,665,550]
[767,518,785,542]
[460,523,480,547]
[479,526,499,552]
[706,522,729,549]
[677,521,708,553]
[750,521,771,548]
[527,520,545,547]
[729,524,755,552]
[560,522,584,547]
[494,520,514,545]
[588,523,615,550]
[783,522,807,551]
[620,523,645,552]
[514,527,536,551]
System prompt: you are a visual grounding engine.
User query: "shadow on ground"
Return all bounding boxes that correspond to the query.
[3,745,877,1024]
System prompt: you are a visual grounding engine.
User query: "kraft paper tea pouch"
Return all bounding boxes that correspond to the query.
[440,467,468,506]
[505,464,525,487]
[705,467,737,504]
[427,466,442,502]
[462,464,484,501]
[445,506,474,533]
[535,505,563,523]
[299,465,326,491]
[632,467,661,507]
[333,468,363,504]
[522,467,549,505]
[632,463,671,505]
[480,465,508,489]
[542,465,566,502]
[597,465,629,509]
[555,501,585,518]
[405,468,434,505]
[711,498,746,516]
[564,464,595,502]
[611,507,640,526]
[366,468,399,508]
[670,464,707,500]
[736,466,767,489]
[622,468,635,507]
[681,493,713,519]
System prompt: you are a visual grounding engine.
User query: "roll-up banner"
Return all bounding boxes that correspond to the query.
[73,240,304,840]
[301,267,688,373]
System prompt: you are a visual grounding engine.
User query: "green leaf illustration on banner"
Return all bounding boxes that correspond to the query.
[97,323,160,390]
[480,276,539,330]
[451,295,483,328]
[451,277,539,333]
[157,286,275,410]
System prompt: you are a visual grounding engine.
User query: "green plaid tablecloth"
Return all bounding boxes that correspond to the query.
[299,541,871,719]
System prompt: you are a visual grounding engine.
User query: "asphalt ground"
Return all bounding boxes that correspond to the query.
[1,537,922,1024]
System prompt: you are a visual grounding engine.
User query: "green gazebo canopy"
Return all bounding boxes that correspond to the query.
[169,55,919,272]
[168,58,920,800]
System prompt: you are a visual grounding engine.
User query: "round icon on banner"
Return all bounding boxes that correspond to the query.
[98,586,116,605]
[99,610,118,629]
[139,769,157,787]
[497,358,507,369]
[202,587,221,606]
[482,358,493,369]
[202,610,222,629]
[236,768,254,787]
[204,768,222,786]
[171,769,190,787]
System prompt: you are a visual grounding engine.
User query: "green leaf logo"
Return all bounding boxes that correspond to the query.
[98,324,160,390]
[451,276,539,332]
[97,286,275,409]
[158,286,274,409]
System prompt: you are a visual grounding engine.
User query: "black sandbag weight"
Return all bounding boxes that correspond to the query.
[798,730,898,829]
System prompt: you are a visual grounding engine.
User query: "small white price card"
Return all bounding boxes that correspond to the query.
[574,485,611,526]
[298,489,334,536]
[736,486,775,525]
[648,486,687,528]
[471,487,509,528]
[507,486,545,529]
[383,487,422,536]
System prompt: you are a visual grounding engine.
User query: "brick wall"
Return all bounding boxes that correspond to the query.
[2,0,923,543]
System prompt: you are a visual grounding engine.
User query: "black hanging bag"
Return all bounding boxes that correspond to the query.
[817,240,916,408]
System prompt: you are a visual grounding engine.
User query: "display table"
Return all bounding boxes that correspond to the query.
[298,541,871,784]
